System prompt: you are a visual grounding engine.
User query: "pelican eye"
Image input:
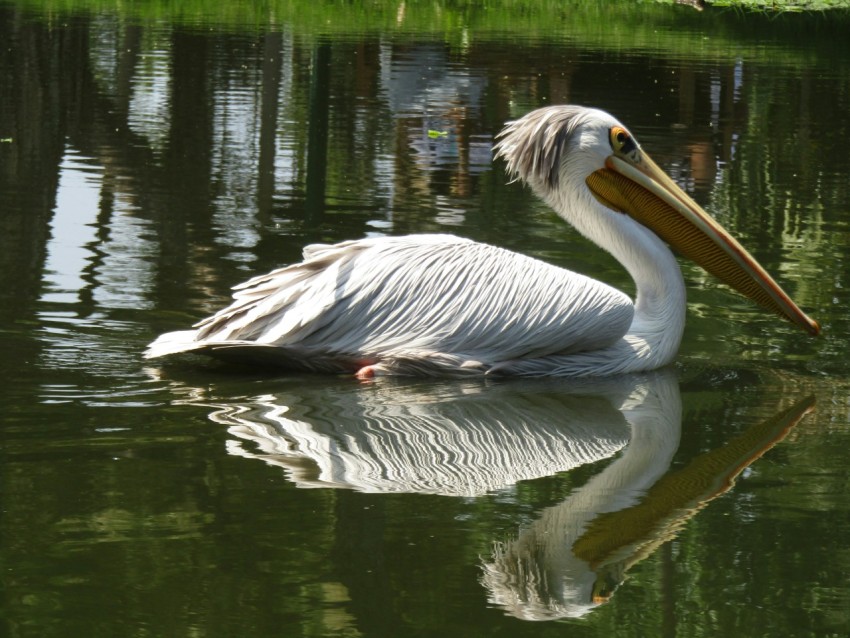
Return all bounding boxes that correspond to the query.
[609,126,637,156]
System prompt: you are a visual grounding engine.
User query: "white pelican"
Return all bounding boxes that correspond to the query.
[145,105,819,377]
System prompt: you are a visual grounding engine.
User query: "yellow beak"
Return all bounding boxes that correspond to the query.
[586,152,820,336]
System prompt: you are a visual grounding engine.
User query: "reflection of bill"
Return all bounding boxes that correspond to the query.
[200,369,679,619]
[482,393,814,620]
[480,369,681,619]
[192,369,811,621]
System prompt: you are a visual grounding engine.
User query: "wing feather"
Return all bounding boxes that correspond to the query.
[145,234,634,374]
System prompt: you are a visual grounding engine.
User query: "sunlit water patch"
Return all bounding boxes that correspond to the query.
[127,37,173,152]
[42,150,103,305]
[209,39,267,258]
[34,147,169,404]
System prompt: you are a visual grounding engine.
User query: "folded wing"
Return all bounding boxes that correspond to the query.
[145,234,634,375]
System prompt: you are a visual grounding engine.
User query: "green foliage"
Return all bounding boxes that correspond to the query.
[8,0,850,68]
[710,0,850,9]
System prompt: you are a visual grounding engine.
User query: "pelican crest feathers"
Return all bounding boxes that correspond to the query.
[496,105,601,189]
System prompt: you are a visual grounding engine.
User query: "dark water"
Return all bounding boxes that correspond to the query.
[2,2,850,636]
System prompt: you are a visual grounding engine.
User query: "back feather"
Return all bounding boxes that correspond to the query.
[144,234,633,375]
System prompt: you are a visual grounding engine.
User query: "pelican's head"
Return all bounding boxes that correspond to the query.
[495,105,819,336]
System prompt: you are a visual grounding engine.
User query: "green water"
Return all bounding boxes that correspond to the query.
[2,1,850,636]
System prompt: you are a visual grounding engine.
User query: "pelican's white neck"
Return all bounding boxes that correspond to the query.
[545,182,687,374]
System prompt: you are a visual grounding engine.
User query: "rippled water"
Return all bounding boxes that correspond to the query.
[2,2,850,636]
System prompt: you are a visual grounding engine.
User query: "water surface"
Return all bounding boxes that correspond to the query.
[2,2,850,636]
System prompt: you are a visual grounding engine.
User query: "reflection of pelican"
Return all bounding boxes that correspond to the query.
[200,374,665,497]
[482,391,814,620]
[481,369,681,619]
[145,105,817,377]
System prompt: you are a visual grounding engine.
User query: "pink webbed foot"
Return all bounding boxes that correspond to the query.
[355,365,376,380]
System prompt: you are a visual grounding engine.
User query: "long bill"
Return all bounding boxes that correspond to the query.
[585,153,820,336]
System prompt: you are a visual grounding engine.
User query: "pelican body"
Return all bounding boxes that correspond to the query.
[145,106,818,377]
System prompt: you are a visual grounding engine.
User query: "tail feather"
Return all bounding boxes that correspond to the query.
[144,330,362,373]
[144,330,206,359]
